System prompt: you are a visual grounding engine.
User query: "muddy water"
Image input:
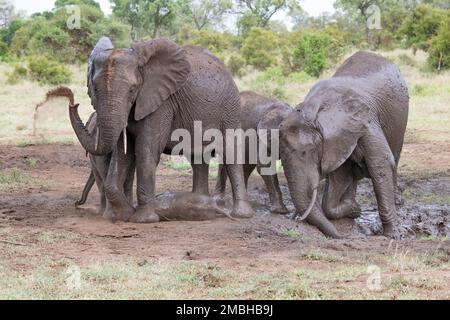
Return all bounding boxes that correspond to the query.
[244,176,450,239]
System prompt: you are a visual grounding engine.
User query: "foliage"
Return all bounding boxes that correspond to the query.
[111,0,178,39]
[399,4,449,52]
[180,0,232,31]
[177,27,230,56]
[27,56,72,85]
[428,16,450,70]
[241,27,278,70]
[10,4,130,63]
[5,64,27,84]
[293,30,332,77]
[236,0,288,27]
[227,52,246,76]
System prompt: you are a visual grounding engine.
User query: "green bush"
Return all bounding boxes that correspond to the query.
[27,57,72,85]
[399,4,449,52]
[241,28,279,70]
[428,17,450,71]
[293,30,332,78]
[6,65,28,85]
[0,41,8,57]
[227,53,246,77]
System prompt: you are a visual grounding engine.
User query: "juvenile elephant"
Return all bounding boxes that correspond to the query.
[214,91,293,214]
[279,51,409,238]
[69,37,255,223]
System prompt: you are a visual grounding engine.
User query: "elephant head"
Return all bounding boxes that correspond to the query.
[279,84,370,238]
[69,37,191,155]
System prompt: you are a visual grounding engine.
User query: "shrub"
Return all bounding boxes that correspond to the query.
[0,41,8,57]
[293,30,332,78]
[6,64,28,84]
[27,56,72,85]
[227,53,246,77]
[241,28,279,70]
[428,17,450,71]
[399,5,449,52]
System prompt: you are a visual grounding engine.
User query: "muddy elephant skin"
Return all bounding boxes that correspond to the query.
[215,91,293,214]
[75,112,136,220]
[69,37,255,224]
[279,51,409,238]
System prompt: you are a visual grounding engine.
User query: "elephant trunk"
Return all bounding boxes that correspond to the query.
[69,104,123,156]
[282,157,341,238]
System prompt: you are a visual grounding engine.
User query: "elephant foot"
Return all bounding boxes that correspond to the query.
[231,200,255,219]
[129,204,160,224]
[102,208,115,221]
[213,193,227,207]
[382,222,399,239]
[116,205,135,222]
[347,202,362,219]
[307,211,342,239]
[270,203,289,215]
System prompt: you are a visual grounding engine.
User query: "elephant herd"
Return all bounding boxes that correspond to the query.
[70,37,409,239]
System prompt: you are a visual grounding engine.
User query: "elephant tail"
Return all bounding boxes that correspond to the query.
[75,171,95,207]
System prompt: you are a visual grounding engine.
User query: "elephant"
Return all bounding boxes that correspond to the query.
[75,115,235,222]
[214,91,293,214]
[279,51,409,238]
[69,37,255,223]
[75,112,135,220]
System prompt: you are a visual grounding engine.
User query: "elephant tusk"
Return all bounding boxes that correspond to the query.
[123,128,127,155]
[296,188,317,221]
[94,127,99,152]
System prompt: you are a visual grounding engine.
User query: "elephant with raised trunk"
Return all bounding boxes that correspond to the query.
[69,37,255,223]
[280,51,409,238]
[215,91,293,214]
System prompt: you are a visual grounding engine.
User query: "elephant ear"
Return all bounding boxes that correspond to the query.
[87,37,114,103]
[132,39,191,121]
[317,95,370,175]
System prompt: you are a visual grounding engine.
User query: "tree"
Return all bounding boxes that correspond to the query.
[236,0,288,28]
[111,0,179,40]
[287,0,309,30]
[0,0,14,28]
[399,4,449,51]
[55,0,102,9]
[241,27,279,70]
[182,0,232,31]
[428,15,450,70]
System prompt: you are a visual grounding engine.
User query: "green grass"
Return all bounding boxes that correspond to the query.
[0,168,48,192]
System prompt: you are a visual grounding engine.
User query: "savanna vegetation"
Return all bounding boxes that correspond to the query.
[0,0,449,300]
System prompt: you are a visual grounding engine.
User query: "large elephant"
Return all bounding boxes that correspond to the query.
[215,91,293,214]
[69,37,255,223]
[279,51,409,238]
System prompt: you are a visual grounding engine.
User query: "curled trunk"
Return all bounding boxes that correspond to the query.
[69,105,118,156]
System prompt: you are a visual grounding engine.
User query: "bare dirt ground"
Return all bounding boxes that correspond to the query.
[0,141,449,299]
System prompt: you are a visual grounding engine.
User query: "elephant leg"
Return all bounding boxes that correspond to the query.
[91,168,107,216]
[123,135,136,206]
[361,130,398,238]
[192,162,210,195]
[225,162,255,218]
[104,132,136,222]
[256,165,288,214]
[131,109,172,223]
[243,164,256,188]
[322,161,361,220]
[214,164,228,196]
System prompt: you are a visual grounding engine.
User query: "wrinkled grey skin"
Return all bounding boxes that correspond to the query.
[280,51,409,238]
[155,192,232,221]
[69,37,255,223]
[215,91,293,214]
[75,112,135,220]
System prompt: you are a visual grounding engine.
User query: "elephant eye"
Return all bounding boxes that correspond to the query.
[129,86,136,93]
